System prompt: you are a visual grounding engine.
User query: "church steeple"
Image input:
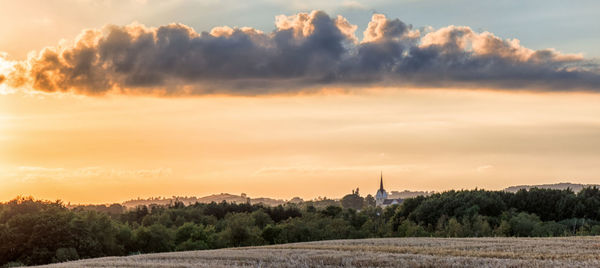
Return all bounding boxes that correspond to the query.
[376,171,388,206]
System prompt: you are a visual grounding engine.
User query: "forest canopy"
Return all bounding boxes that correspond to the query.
[2,187,600,267]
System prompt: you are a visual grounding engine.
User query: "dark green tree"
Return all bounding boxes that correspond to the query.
[341,188,364,210]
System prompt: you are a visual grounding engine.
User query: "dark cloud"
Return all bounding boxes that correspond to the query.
[0,74,5,84]
[6,11,600,95]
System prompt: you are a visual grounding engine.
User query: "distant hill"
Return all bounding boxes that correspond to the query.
[118,183,600,208]
[503,182,600,193]
[122,193,293,208]
[388,190,433,199]
[196,193,290,206]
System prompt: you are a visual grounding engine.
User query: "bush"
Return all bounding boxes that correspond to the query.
[134,224,174,253]
[53,248,79,263]
[533,221,567,237]
[397,220,429,237]
[509,212,541,237]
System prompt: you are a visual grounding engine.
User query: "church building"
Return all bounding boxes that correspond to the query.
[375,172,403,207]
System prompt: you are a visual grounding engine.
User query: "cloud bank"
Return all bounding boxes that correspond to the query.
[3,10,600,95]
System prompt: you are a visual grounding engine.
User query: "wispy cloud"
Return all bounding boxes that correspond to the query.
[3,10,599,95]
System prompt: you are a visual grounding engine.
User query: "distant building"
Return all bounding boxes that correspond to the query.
[375,172,388,206]
[375,172,403,207]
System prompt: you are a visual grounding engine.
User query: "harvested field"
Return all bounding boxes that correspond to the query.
[34,237,600,267]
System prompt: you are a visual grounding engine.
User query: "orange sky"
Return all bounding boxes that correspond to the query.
[1,3,600,204]
[2,88,600,203]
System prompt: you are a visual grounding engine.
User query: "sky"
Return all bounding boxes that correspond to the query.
[1,0,600,203]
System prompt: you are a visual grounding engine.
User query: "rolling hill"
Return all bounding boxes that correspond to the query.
[504,182,600,193]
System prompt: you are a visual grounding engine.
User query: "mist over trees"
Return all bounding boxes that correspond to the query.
[2,187,600,266]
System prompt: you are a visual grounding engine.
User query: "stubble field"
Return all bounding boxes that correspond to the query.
[34,237,600,268]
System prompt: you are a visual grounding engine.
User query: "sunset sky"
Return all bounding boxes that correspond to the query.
[1,0,600,204]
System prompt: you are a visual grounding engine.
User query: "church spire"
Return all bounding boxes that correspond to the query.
[379,171,384,191]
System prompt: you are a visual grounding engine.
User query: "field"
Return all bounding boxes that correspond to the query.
[32,237,600,268]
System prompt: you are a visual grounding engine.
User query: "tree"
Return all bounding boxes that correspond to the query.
[364,194,376,208]
[341,189,364,210]
[445,217,464,237]
[174,223,212,251]
[219,213,263,247]
[261,224,283,244]
[53,248,79,263]
[396,220,428,237]
[321,205,342,217]
[251,210,273,229]
[509,212,541,237]
[134,224,174,253]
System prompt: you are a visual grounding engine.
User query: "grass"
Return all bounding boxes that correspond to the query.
[33,237,600,267]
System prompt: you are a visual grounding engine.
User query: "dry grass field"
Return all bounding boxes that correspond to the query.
[34,237,600,268]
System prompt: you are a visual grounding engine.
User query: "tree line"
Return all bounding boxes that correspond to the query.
[2,187,600,266]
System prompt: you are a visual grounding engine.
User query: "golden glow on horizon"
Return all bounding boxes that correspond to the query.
[2,89,600,204]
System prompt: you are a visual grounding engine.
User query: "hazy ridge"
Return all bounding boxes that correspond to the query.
[503,182,600,193]
[114,182,597,208]
[120,193,293,208]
